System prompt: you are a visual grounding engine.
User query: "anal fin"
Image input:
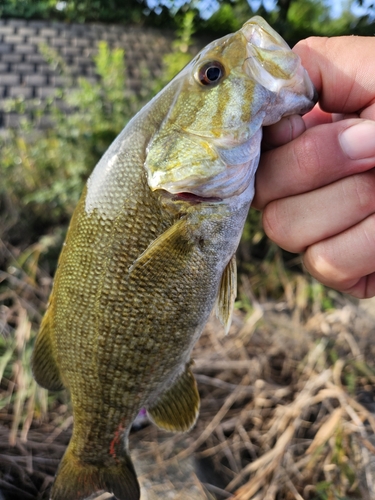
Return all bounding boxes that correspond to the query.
[31,309,64,391]
[147,363,200,432]
[215,254,237,334]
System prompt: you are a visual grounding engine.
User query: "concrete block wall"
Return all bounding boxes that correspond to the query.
[0,18,174,128]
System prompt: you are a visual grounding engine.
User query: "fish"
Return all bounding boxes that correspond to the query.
[31,16,316,500]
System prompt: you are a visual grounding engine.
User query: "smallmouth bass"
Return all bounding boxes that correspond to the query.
[32,16,316,500]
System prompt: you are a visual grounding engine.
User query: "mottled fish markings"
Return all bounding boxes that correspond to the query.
[32,16,316,500]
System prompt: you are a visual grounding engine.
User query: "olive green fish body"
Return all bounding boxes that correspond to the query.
[32,16,316,500]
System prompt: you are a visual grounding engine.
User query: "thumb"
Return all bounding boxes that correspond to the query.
[293,36,375,115]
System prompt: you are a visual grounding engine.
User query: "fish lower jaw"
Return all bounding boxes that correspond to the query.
[152,160,258,204]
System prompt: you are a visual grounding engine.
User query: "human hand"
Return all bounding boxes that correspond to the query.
[253,36,375,298]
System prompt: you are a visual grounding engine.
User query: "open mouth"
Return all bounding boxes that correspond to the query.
[174,192,223,203]
[157,189,223,204]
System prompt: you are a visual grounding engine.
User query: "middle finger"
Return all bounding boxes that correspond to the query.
[262,168,375,253]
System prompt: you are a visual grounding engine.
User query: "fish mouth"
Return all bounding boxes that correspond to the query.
[241,16,316,107]
[158,189,223,204]
[242,16,290,51]
[151,152,259,204]
[175,192,222,203]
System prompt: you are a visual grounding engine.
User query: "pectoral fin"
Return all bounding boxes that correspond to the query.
[147,363,200,432]
[128,219,192,276]
[215,254,237,334]
[32,309,64,391]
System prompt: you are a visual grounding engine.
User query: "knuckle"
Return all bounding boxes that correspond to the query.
[304,213,375,289]
[262,201,300,252]
[362,213,375,246]
[294,36,329,56]
[293,37,330,72]
[262,201,283,244]
[349,171,375,216]
[292,131,323,182]
[304,243,348,286]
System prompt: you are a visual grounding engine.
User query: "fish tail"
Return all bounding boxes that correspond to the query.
[50,445,140,500]
[102,456,140,500]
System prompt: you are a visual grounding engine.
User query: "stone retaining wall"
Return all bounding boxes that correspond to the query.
[0,18,174,128]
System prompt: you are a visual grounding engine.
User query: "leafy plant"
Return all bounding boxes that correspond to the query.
[1,41,153,245]
[154,10,196,91]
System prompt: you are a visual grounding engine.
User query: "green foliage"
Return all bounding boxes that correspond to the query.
[202,1,251,34]
[0,16,198,274]
[1,41,153,242]
[52,0,151,24]
[0,0,164,24]
[0,14,203,249]
[285,0,361,39]
[0,0,56,19]
[238,209,335,315]
[314,480,353,499]
[155,11,196,90]
[2,0,375,38]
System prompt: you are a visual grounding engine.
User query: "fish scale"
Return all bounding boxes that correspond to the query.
[32,16,317,500]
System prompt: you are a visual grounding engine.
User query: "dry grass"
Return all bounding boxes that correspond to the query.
[192,304,375,500]
[1,242,375,500]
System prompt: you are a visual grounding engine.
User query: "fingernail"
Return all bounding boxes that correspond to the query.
[339,120,375,160]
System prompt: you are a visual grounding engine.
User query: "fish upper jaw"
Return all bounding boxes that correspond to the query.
[241,16,317,121]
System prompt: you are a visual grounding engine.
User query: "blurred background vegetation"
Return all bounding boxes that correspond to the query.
[1,1,375,499]
[2,0,375,280]
[1,0,375,426]
[1,0,375,37]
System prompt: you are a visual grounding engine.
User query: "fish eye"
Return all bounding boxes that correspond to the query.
[196,61,225,86]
